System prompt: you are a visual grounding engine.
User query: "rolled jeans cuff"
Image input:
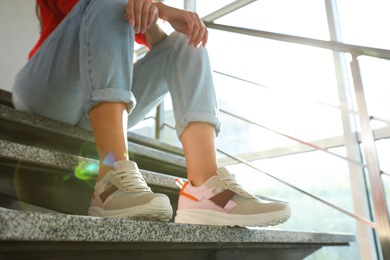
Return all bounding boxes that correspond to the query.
[176,112,221,138]
[85,88,137,115]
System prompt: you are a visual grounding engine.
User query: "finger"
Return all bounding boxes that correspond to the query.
[185,13,195,40]
[188,13,199,46]
[134,0,144,33]
[193,20,206,47]
[125,0,135,26]
[146,4,158,28]
[202,27,208,47]
[141,2,154,33]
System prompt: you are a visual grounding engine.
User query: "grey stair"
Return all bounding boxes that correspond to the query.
[0,104,187,177]
[0,139,356,259]
[0,90,356,259]
[0,193,60,214]
[0,90,12,107]
[127,129,184,157]
[0,139,180,215]
[0,139,178,190]
[0,208,354,260]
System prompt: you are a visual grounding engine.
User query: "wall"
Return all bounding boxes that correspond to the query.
[0,0,39,92]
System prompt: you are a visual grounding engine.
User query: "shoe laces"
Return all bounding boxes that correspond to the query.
[111,169,151,193]
[218,175,255,198]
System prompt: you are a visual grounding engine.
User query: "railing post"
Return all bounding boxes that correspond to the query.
[350,54,390,259]
[155,102,164,140]
[184,0,196,11]
[324,0,377,258]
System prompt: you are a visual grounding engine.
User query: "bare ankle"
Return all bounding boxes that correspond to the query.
[189,173,218,187]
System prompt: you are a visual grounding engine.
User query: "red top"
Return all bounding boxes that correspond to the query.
[29,0,148,59]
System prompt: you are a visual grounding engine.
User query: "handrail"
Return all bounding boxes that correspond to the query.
[203,22,390,60]
[200,2,390,257]
[220,109,366,168]
[213,70,358,116]
[202,0,257,23]
[371,116,390,126]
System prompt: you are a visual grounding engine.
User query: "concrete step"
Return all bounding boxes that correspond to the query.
[0,89,356,259]
[0,88,183,156]
[0,193,60,214]
[0,89,12,107]
[0,207,355,260]
[0,104,187,177]
[0,139,180,215]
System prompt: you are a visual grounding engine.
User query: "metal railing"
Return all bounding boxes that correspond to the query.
[151,0,390,258]
[200,1,390,258]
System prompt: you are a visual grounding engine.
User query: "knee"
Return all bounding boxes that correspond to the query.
[87,0,134,33]
[93,0,128,13]
[168,32,210,62]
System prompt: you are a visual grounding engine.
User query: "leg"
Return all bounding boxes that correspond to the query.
[131,32,221,185]
[165,33,220,186]
[180,122,218,186]
[14,0,136,180]
[12,1,86,124]
[87,100,172,220]
[14,0,172,220]
[88,102,128,182]
[14,0,137,176]
[77,0,171,220]
[13,0,137,128]
[132,32,291,227]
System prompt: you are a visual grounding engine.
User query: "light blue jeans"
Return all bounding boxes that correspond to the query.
[13,0,220,138]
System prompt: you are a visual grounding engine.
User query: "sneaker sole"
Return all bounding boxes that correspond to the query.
[89,196,173,221]
[174,207,291,227]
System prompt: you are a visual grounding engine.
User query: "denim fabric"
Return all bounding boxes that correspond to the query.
[13,0,220,138]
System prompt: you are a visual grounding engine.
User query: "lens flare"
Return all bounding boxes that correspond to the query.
[74,161,98,181]
[103,152,116,167]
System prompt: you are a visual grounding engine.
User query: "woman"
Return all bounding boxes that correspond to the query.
[13,0,290,226]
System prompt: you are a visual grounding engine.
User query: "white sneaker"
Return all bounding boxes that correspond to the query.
[88,160,173,221]
[175,167,291,227]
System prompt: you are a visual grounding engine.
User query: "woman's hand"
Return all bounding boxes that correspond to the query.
[156,3,208,48]
[125,0,159,34]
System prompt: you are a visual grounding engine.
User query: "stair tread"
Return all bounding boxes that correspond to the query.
[0,105,186,167]
[0,91,356,259]
[0,139,179,191]
[0,208,354,245]
[0,194,60,214]
[0,104,94,142]
[0,90,12,107]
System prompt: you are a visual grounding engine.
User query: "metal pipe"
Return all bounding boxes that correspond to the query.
[202,0,257,22]
[214,70,358,116]
[184,0,196,12]
[154,103,164,140]
[350,55,390,258]
[371,116,390,126]
[382,171,390,178]
[324,0,377,258]
[220,109,366,168]
[203,22,390,60]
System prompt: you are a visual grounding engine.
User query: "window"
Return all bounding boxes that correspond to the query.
[130,1,389,258]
